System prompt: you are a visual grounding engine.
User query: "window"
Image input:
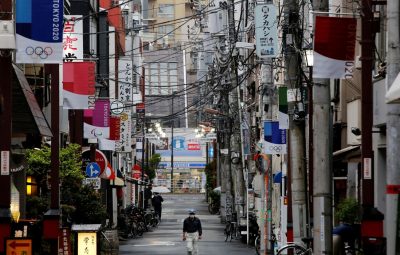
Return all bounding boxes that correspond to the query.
[158,4,174,18]
[144,62,179,95]
[158,25,175,35]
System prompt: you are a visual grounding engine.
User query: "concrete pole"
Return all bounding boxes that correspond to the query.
[311,0,332,254]
[171,95,175,193]
[386,1,400,254]
[261,61,273,254]
[283,0,308,245]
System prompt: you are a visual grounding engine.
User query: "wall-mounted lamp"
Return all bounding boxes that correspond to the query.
[351,127,361,136]
[351,127,385,136]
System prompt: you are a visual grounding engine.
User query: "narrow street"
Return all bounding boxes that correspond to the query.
[119,194,256,255]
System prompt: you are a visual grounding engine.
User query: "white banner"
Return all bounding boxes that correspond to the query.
[118,59,134,102]
[63,15,83,60]
[116,110,132,152]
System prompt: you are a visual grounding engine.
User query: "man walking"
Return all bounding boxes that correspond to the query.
[183,209,202,255]
[151,192,164,220]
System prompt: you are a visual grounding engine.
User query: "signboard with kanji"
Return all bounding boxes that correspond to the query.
[118,59,134,102]
[6,239,32,255]
[77,232,96,255]
[115,110,132,152]
[255,4,278,58]
[58,228,72,255]
[63,15,83,61]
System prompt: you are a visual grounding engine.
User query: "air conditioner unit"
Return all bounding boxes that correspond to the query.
[0,21,15,49]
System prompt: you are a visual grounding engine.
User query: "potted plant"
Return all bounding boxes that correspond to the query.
[335,198,361,224]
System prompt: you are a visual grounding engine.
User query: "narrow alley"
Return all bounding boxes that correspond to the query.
[119,194,256,255]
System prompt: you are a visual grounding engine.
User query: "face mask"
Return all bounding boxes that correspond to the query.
[189,215,195,219]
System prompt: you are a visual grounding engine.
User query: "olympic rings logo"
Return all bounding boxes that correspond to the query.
[268,145,282,152]
[25,46,53,59]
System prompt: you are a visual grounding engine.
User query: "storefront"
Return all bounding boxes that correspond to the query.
[154,162,206,193]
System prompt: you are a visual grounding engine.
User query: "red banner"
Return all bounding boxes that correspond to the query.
[313,17,357,79]
[62,61,96,109]
[109,116,121,141]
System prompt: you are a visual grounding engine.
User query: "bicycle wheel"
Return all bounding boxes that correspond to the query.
[255,236,260,255]
[224,223,231,242]
[277,244,309,255]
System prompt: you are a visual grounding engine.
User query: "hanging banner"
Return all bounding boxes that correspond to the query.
[255,4,278,58]
[83,100,111,139]
[93,99,110,127]
[263,121,287,155]
[109,116,121,141]
[63,62,96,109]
[118,59,134,102]
[63,15,83,61]
[278,87,289,129]
[116,110,132,152]
[83,123,110,139]
[313,16,357,79]
[16,0,64,63]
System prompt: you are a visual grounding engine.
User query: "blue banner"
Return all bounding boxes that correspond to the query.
[16,0,64,63]
[263,121,287,154]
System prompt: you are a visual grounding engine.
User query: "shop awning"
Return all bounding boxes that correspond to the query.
[333,145,360,161]
[12,64,52,137]
[386,72,400,104]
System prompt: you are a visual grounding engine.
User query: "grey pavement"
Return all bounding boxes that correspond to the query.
[119,194,256,255]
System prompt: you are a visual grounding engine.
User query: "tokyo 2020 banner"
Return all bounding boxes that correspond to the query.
[313,16,357,79]
[16,0,64,63]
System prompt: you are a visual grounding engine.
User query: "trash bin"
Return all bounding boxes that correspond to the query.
[362,237,386,255]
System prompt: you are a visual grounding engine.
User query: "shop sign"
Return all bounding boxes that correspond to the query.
[6,239,32,255]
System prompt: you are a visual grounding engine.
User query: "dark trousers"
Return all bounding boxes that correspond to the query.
[154,206,162,219]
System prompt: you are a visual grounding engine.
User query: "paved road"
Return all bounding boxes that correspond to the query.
[119,194,256,255]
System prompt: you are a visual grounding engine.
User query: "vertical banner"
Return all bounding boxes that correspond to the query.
[58,228,72,255]
[16,0,64,63]
[118,59,134,102]
[255,4,278,58]
[109,116,121,141]
[63,62,96,109]
[263,121,287,154]
[313,16,357,79]
[278,87,289,129]
[92,99,110,127]
[116,110,132,152]
[63,15,83,60]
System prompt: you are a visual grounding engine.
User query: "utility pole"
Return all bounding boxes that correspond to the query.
[141,120,145,208]
[170,94,175,193]
[386,0,400,254]
[140,67,146,208]
[311,0,332,254]
[283,0,308,245]
[226,0,236,225]
[360,0,374,207]
[0,1,12,252]
[43,64,60,254]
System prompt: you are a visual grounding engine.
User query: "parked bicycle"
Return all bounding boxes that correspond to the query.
[276,237,313,255]
[224,213,239,242]
[208,201,219,215]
